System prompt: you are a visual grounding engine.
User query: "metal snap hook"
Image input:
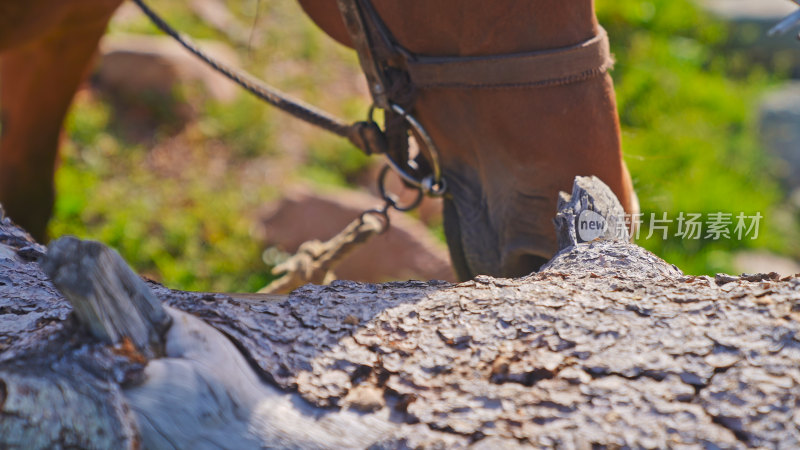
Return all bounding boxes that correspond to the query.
[377,165,424,212]
[421,174,447,197]
[359,205,391,234]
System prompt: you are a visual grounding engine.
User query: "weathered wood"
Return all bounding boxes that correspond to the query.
[2,177,800,447]
[553,175,629,250]
[40,236,171,358]
[0,212,141,448]
[122,306,456,448]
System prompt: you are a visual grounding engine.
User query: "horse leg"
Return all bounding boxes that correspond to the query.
[0,13,114,241]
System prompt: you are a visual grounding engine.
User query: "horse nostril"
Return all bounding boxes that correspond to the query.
[502,253,549,278]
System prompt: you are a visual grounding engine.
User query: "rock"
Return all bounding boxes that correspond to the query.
[189,0,255,46]
[759,83,800,188]
[92,33,242,140]
[701,0,796,24]
[108,1,142,27]
[733,249,800,276]
[96,33,241,103]
[254,187,455,283]
[698,0,800,74]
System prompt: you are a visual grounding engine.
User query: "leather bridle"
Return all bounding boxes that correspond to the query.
[336,0,614,198]
[134,0,614,202]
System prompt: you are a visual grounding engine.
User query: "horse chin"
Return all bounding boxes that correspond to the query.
[443,198,551,281]
[442,198,474,280]
[498,244,550,278]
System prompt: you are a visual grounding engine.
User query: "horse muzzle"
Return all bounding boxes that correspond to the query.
[442,195,554,281]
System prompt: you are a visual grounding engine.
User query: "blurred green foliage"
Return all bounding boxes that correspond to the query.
[52,0,798,292]
[598,0,798,274]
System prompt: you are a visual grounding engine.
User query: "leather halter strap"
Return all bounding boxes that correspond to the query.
[406,28,614,89]
[337,0,614,96]
[336,0,615,195]
[337,0,409,109]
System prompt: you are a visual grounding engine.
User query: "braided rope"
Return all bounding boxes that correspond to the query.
[132,0,356,139]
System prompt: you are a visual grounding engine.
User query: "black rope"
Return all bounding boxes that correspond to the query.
[132,0,355,139]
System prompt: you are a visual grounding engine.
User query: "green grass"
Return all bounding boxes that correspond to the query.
[51,0,800,291]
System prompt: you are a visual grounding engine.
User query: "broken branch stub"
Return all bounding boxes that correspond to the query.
[39,236,171,357]
[554,175,629,250]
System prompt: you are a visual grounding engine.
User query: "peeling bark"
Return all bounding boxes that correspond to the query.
[1,179,800,448]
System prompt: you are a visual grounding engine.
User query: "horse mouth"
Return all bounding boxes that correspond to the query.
[443,198,473,280]
[500,251,550,278]
[443,198,551,281]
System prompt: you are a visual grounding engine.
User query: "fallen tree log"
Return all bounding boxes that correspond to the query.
[1,177,799,448]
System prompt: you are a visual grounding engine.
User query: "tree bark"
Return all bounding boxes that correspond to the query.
[1,179,799,448]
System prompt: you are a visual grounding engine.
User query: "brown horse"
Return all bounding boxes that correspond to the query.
[0,0,637,280]
[304,0,638,279]
[0,0,124,241]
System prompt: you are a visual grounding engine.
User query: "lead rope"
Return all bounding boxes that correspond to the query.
[131,0,387,152]
[258,166,420,294]
[133,0,447,193]
[132,0,446,195]
[132,0,437,292]
[257,208,387,294]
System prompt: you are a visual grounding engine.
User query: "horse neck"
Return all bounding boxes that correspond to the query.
[374,0,599,57]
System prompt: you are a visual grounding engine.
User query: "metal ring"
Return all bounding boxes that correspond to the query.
[359,207,391,234]
[390,103,443,186]
[365,103,447,197]
[383,154,424,190]
[378,165,424,212]
[421,174,447,197]
[367,104,378,123]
